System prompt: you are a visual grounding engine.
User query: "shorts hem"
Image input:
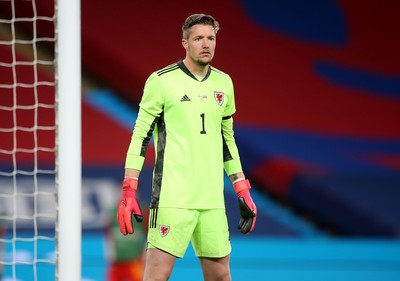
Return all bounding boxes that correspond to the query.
[194,246,232,258]
[147,241,185,258]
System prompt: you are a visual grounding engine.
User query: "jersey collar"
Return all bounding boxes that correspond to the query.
[177,59,211,82]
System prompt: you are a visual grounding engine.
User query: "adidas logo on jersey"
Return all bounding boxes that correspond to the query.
[180,94,191,101]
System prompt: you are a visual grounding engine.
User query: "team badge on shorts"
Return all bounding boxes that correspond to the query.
[159,225,170,237]
[214,91,224,106]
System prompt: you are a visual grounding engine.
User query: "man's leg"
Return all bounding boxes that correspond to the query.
[193,209,231,281]
[199,254,231,281]
[144,208,198,280]
[143,247,176,281]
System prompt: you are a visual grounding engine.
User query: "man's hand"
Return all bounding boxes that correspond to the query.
[117,177,143,235]
[233,179,257,235]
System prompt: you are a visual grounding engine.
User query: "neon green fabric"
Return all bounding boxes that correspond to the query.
[147,208,231,258]
[126,60,243,209]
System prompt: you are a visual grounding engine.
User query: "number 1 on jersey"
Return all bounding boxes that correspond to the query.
[200,113,206,134]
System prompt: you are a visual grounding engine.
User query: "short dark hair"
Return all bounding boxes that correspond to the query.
[182,14,220,39]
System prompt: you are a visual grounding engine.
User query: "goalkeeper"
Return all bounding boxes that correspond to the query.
[118,13,257,281]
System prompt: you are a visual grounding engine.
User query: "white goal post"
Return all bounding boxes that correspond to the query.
[56,0,82,280]
[0,0,81,280]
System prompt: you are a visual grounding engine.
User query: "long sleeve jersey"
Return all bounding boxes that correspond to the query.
[125,60,243,209]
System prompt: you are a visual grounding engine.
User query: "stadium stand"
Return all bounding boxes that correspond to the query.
[2,0,400,237]
[82,0,400,237]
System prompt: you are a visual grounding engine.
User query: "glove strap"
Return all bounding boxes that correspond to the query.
[233,179,251,194]
[123,177,138,191]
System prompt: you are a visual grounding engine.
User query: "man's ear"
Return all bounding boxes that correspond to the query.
[182,38,188,50]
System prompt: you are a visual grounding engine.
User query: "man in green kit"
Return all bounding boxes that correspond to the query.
[117,13,257,281]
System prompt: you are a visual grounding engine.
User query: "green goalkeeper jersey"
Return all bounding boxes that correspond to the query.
[126,60,243,209]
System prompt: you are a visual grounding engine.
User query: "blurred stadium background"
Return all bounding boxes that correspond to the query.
[1,0,400,280]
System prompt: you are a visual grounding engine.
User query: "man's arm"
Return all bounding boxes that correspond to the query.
[229,172,245,183]
[118,73,164,235]
[125,168,141,179]
[222,117,257,235]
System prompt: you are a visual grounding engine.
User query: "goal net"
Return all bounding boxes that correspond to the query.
[0,1,81,280]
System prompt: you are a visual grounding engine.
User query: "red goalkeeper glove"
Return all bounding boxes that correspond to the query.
[233,179,257,235]
[117,177,143,235]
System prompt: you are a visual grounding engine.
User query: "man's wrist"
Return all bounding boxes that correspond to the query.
[232,178,245,185]
[233,179,251,194]
[123,177,138,191]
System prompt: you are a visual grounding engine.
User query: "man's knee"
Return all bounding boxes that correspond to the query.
[200,256,231,281]
[143,248,176,281]
[212,270,231,281]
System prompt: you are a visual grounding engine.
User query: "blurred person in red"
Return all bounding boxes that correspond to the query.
[106,204,147,281]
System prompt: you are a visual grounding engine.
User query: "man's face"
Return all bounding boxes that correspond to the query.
[183,24,216,66]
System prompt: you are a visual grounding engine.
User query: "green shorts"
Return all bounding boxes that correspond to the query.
[147,208,231,258]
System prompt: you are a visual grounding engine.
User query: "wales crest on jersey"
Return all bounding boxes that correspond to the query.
[214,91,224,106]
[159,225,170,237]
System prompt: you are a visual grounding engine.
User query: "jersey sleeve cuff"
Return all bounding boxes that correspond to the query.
[125,154,145,171]
[224,159,243,176]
